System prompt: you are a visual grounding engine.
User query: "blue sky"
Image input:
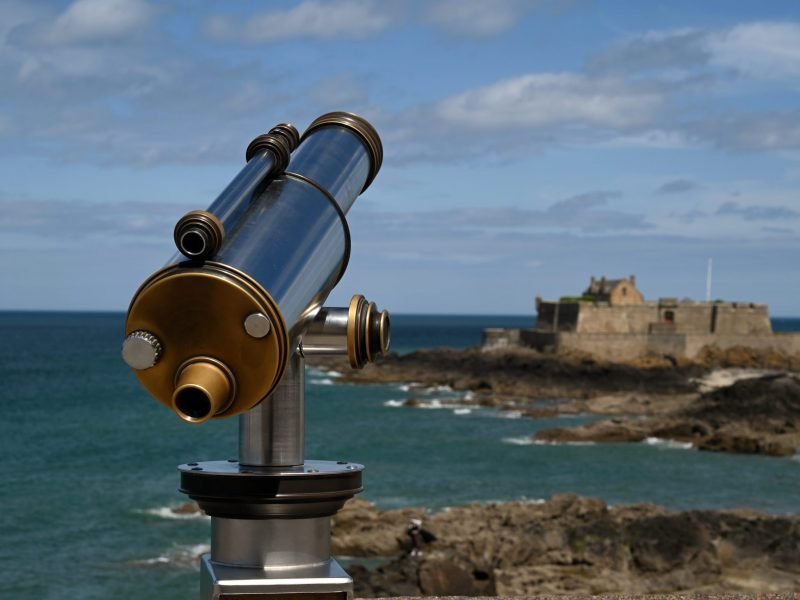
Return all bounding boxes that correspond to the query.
[1,0,799,315]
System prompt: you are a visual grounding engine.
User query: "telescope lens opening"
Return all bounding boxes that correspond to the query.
[180,229,208,257]
[174,386,212,420]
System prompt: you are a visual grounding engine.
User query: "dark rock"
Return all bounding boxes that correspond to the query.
[419,559,480,596]
[535,374,800,457]
[337,496,800,597]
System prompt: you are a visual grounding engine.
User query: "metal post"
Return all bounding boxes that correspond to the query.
[239,352,305,467]
[191,350,360,599]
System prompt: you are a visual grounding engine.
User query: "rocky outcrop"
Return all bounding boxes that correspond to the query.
[333,495,800,596]
[536,374,800,457]
[695,345,800,371]
[311,347,799,457]
[310,346,702,405]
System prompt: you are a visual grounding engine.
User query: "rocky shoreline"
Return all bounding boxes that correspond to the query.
[308,345,800,457]
[536,374,800,457]
[333,495,800,596]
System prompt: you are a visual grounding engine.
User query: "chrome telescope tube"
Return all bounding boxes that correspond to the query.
[123,112,386,422]
[213,113,382,340]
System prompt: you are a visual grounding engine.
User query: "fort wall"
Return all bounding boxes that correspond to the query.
[535,301,772,336]
[507,277,783,361]
[482,329,800,361]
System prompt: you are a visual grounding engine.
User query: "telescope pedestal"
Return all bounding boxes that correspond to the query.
[179,355,363,600]
[181,459,362,600]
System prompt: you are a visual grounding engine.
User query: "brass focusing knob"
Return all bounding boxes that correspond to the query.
[122,330,163,370]
[172,358,235,424]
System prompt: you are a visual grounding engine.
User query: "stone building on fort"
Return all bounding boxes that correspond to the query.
[483,275,799,360]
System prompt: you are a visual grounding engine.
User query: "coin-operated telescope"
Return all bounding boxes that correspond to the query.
[122,112,389,600]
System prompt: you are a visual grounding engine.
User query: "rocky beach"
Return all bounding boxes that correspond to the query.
[303,343,800,595]
[334,495,800,596]
[309,344,800,458]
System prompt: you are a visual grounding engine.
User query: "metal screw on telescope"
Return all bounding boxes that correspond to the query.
[243,312,271,338]
[122,112,389,600]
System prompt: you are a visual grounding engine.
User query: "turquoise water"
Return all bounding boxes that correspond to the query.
[1,312,799,598]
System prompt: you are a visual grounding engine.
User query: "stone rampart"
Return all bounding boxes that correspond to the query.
[499,330,800,361]
[535,300,772,337]
[482,328,522,349]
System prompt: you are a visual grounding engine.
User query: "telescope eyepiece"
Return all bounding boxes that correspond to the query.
[172,358,235,424]
[180,228,209,257]
[173,210,224,261]
[174,387,212,420]
[245,123,300,167]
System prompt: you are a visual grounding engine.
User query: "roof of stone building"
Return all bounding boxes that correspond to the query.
[583,276,635,297]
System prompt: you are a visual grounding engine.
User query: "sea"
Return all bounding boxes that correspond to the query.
[2,312,800,599]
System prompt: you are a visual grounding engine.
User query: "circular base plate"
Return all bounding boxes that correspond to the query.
[179,459,363,518]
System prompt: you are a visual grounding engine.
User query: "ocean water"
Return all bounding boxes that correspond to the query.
[1,312,799,599]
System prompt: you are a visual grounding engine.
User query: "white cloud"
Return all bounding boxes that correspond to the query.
[350,191,649,235]
[433,73,662,130]
[423,0,535,39]
[588,28,711,74]
[590,20,800,82]
[18,0,155,46]
[206,0,394,43]
[602,129,696,150]
[689,110,800,151]
[0,196,187,242]
[709,21,800,79]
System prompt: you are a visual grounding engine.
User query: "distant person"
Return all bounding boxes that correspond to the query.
[406,518,436,556]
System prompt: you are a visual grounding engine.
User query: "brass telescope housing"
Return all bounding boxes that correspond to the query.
[123,112,389,423]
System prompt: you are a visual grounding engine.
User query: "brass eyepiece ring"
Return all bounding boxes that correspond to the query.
[301,112,383,193]
[173,210,224,260]
[172,357,237,424]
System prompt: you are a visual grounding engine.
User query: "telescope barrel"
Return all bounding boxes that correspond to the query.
[124,112,384,422]
[213,114,381,341]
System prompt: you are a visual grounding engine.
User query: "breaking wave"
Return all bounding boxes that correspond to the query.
[129,543,209,569]
[498,410,523,419]
[643,437,694,450]
[140,505,208,521]
[502,436,534,445]
[531,439,596,446]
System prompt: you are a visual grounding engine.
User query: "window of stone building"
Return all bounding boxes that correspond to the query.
[622,287,627,296]
[664,310,674,323]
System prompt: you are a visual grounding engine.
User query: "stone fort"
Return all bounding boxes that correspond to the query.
[483,275,800,360]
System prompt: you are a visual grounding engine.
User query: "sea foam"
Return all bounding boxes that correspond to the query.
[498,410,523,419]
[131,543,210,568]
[643,437,694,450]
[502,436,534,446]
[531,439,596,446]
[141,506,208,520]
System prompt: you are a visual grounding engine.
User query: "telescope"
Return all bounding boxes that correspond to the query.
[122,112,389,599]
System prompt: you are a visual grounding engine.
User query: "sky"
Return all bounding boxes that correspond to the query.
[1,0,799,315]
